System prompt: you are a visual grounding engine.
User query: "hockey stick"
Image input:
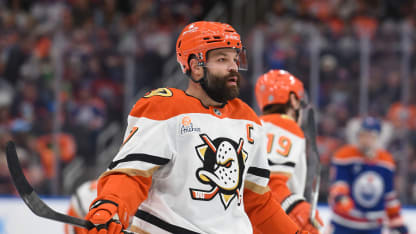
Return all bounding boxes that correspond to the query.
[304,107,322,230]
[5,141,136,234]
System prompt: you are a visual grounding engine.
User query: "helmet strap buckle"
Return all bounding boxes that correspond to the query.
[197,52,205,67]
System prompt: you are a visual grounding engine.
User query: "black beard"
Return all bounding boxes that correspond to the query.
[200,70,241,103]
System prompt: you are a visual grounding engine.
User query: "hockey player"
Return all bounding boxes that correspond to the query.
[255,69,323,234]
[80,21,305,234]
[65,180,98,234]
[328,117,408,234]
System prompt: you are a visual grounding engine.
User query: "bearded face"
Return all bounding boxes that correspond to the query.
[198,48,243,103]
[201,70,241,103]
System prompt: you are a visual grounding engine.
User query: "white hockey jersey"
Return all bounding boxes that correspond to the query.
[260,114,307,195]
[65,180,97,234]
[106,88,271,234]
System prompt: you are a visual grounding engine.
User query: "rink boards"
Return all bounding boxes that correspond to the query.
[0,196,415,234]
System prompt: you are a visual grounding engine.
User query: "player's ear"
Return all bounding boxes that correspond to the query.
[189,58,204,81]
[289,93,300,109]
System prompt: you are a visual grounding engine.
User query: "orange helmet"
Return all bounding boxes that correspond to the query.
[255,69,304,111]
[176,21,247,74]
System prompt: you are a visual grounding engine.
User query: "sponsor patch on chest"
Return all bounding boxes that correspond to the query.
[180,116,201,135]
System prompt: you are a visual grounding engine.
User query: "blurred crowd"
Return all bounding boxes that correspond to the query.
[1,0,416,206]
[0,0,208,195]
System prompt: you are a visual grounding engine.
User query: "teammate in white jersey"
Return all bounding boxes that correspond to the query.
[80,22,304,234]
[65,180,98,234]
[255,70,323,233]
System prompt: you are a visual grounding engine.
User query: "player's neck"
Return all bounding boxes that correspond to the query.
[285,109,296,120]
[281,114,295,121]
[186,82,223,107]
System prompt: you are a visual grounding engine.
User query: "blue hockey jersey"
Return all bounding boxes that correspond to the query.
[329,145,401,230]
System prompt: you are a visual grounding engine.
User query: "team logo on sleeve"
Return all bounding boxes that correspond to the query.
[190,134,248,209]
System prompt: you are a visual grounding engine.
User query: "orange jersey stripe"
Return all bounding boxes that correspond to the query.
[97,173,152,217]
[244,188,299,233]
[260,114,304,139]
[130,88,261,125]
[334,145,395,168]
[268,173,292,203]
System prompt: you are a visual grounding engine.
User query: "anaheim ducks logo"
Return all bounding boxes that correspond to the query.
[190,134,248,209]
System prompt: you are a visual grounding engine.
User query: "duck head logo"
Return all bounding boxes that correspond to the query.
[190,134,248,209]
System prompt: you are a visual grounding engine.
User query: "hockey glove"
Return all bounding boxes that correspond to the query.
[332,195,354,215]
[288,201,323,234]
[390,226,409,234]
[81,197,130,234]
[389,215,408,234]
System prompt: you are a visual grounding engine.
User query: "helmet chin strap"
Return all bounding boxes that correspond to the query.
[188,73,204,84]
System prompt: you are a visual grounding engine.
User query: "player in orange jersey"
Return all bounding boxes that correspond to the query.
[255,69,323,234]
[80,22,306,234]
[328,117,408,234]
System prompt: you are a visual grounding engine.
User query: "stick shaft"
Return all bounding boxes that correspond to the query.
[305,108,322,229]
[5,141,135,234]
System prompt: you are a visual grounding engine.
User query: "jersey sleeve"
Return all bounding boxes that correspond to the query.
[329,147,354,202]
[244,124,271,193]
[106,99,175,176]
[92,98,176,218]
[380,152,402,220]
[242,122,301,233]
[244,188,300,234]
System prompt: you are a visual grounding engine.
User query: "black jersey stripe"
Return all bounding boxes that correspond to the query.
[108,153,170,169]
[285,198,305,214]
[247,166,270,178]
[268,160,296,168]
[135,210,200,234]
